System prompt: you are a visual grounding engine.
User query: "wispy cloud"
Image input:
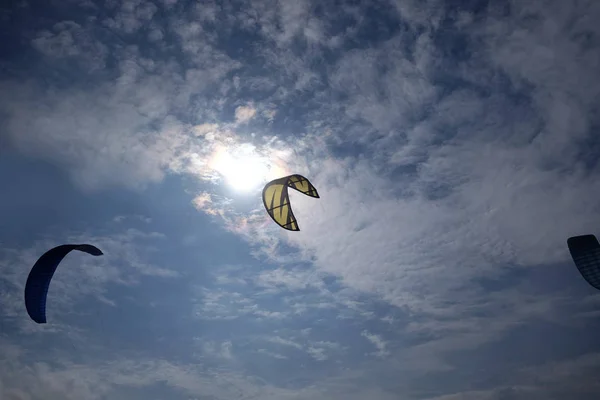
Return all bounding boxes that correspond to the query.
[262,335,346,363]
[267,336,303,350]
[256,348,288,360]
[198,339,234,360]
[361,331,390,359]
[32,21,108,71]
[2,0,600,398]
[235,104,257,124]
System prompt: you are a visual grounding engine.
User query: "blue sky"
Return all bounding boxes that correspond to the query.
[1,0,600,398]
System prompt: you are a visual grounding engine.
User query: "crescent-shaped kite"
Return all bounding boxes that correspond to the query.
[24,244,104,324]
[567,234,600,291]
[262,174,319,231]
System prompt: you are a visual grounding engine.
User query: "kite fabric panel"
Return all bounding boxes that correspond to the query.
[567,234,600,291]
[262,174,320,231]
[24,244,104,324]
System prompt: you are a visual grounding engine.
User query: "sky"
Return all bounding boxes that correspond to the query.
[1,0,600,399]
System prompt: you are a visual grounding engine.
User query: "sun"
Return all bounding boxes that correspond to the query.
[210,145,271,192]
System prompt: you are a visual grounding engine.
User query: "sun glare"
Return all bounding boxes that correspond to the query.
[210,145,271,192]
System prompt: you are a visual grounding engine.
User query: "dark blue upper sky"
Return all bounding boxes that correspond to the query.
[1,0,600,399]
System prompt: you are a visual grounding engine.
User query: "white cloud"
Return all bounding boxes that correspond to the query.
[361,331,390,359]
[234,104,257,124]
[267,336,303,350]
[199,340,234,360]
[256,349,288,360]
[262,335,345,363]
[255,267,325,292]
[0,81,190,191]
[2,0,600,398]
[1,12,241,191]
[102,0,158,34]
[32,21,108,71]
[307,346,327,361]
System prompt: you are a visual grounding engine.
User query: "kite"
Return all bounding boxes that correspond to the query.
[567,234,600,291]
[24,244,104,324]
[262,174,319,231]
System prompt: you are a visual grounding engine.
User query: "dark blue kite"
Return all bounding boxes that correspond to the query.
[567,234,600,291]
[24,244,103,324]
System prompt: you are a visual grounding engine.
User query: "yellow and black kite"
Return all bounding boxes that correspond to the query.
[262,174,320,231]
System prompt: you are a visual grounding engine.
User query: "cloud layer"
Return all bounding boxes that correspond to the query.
[1,0,600,399]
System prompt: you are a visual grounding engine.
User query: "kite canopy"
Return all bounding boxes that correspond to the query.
[567,234,600,291]
[24,244,104,324]
[262,174,319,231]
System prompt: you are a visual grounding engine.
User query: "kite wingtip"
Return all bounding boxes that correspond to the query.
[567,234,599,250]
[30,315,47,324]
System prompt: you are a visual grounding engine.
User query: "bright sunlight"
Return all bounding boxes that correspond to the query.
[210,144,271,192]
